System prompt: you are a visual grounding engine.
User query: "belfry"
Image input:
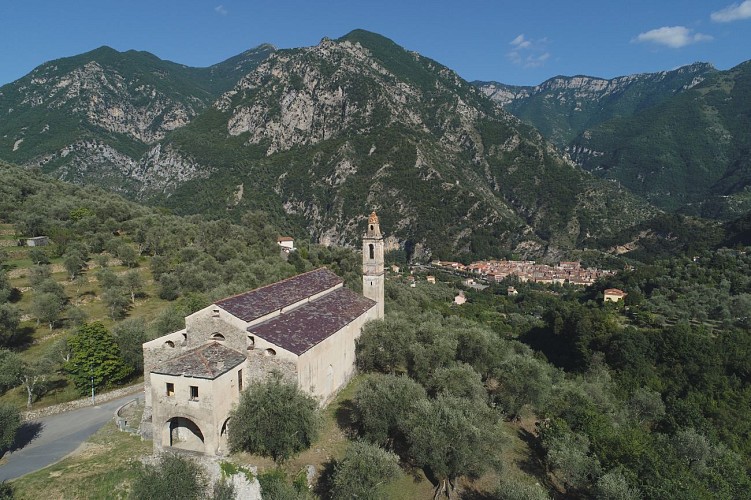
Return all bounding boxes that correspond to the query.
[362,211,385,319]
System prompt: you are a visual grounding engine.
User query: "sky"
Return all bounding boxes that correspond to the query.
[1,0,750,87]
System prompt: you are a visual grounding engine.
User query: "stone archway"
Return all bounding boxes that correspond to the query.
[163,416,205,453]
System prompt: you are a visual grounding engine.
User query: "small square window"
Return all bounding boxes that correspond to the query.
[166,383,174,396]
[190,386,199,401]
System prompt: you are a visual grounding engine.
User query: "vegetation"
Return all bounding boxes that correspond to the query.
[130,453,207,500]
[0,402,20,452]
[228,373,322,464]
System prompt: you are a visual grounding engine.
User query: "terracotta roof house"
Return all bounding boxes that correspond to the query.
[604,288,628,302]
[141,213,385,456]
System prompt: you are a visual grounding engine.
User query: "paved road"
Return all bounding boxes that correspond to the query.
[0,394,142,481]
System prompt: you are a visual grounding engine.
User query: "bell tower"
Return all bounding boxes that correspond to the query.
[362,212,384,319]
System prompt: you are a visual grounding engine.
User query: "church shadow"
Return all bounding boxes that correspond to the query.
[8,421,44,453]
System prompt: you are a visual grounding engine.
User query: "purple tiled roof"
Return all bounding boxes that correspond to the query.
[215,268,343,322]
[151,342,246,379]
[248,288,376,356]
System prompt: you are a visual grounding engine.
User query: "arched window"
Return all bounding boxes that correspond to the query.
[210,333,225,341]
[370,224,374,232]
[164,340,175,348]
[247,335,255,350]
[264,348,276,357]
[369,243,374,259]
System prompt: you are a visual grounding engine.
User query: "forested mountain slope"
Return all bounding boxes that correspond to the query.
[568,61,751,218]
[476,62,715,147]
[0,44,273,195]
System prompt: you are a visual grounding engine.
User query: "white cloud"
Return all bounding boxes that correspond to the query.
[633,26,713,48]
[507,34,549,68]
[510,34,532,49]
[711,0,751,22]
[215,4,228,16]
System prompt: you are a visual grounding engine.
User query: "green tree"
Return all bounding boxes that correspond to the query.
[352,373,427,447]
[63,252,85,281]
[595,470,641,500]
[330,441,401,500]
[31,292,64,330]
[28,247,50,265]
[228,373,321,464]
[0,304,20,347]
[0,402,20,452]
[117,243,139,268]
[123,270,144,305]
[18,357,53,408]
[103,286,130,320]
[405,395,504,499]
[65,322,133,393]
[0,349,22,393]
[130,453,206,500]
[158,273,181,301]
[114,318,147,373]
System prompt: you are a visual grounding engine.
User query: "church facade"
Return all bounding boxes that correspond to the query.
[141,213,385,456]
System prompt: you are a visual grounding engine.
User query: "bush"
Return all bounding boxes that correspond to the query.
[130,453,206,500]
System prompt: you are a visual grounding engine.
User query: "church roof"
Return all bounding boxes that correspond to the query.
[151,342,246,379]
[215,268,343,322]
[248,287,376,356]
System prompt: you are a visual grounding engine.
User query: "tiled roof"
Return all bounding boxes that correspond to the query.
[248,288,376,356]
[215,268,342,322]
[151,342,246,379]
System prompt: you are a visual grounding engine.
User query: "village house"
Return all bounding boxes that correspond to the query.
[426,275,436,284]
[141,213,385,456]
[277,236,295,252]
[604,288,628,302]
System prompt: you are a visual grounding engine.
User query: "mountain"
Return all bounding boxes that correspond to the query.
[476,62,751,219]
[0,31,656,260]
[567,61,751,216]
[157,30,659,258]
[0,44,274,194]
[475,63,716,147]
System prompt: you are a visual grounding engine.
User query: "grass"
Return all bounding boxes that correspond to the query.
[9,421,151,500]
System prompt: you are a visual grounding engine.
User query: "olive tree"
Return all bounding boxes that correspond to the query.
[330,441,401,500]
[228,373,321,464]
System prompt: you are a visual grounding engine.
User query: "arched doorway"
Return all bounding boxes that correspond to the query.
[164,416,205,453]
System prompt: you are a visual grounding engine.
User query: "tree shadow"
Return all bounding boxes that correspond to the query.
[313,458,336,498]
[9,421,44,452]
[7,326,34,350]
[333,399,358,438]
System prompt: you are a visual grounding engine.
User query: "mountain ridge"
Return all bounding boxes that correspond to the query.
[0,30,665,260]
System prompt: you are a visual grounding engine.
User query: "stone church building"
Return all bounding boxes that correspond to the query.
[141,213,385,456]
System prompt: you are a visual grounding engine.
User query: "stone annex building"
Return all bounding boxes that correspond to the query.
[140,213,385,456]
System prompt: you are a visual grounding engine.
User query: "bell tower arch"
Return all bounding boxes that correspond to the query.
[362,212,384,319]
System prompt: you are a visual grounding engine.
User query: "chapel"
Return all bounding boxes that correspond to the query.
[140,213,385,456]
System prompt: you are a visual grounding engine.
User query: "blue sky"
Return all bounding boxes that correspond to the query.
[1,0,749,87]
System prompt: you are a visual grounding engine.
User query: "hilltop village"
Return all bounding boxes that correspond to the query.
[431,259,614,286]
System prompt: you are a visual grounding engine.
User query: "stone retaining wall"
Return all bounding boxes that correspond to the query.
[21,383,144,421]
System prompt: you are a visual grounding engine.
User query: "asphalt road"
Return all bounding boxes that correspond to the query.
[0,394,141,481]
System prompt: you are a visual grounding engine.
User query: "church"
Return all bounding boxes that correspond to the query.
[140,212,385,456]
